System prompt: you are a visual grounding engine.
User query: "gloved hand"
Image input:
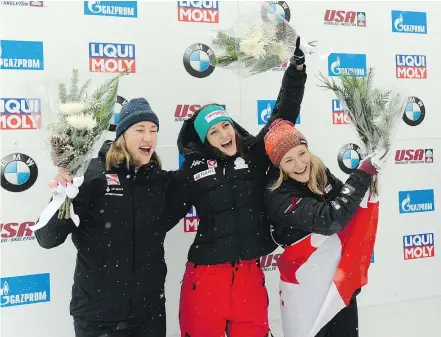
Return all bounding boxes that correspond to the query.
[290,36,305,66]
[358,148,388,176]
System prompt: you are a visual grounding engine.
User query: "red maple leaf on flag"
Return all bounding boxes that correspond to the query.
[277,235,318,284]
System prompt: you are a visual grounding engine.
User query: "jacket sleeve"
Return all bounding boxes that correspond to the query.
[34,169,97,249]
[160,163,193,232]
[265,169,372,244]
[253,64,307,154]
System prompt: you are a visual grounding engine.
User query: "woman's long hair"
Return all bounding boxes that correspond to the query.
[106,136,162,171]
[269,152,328,195]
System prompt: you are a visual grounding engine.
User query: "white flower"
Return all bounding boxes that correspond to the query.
[66,114,97,130]
[239,38,267,59]
[268,42,288,61]
[59,103,85,115]
[247,25,263,41]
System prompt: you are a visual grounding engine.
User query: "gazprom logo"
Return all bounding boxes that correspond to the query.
[328,53,367,77]
[84,1,137,18]
[392,10,427,34]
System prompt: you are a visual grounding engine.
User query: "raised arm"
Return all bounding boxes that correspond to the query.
[265,169,372,246]
[254,37,307,154]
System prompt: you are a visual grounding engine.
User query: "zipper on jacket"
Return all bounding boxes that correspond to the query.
[129,172,137,317]
[224,159,242,262]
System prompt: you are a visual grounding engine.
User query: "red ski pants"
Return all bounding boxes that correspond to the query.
[179,259,271,337]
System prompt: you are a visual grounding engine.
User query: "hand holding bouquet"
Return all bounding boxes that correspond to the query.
[209,1,316,77]
[34,69,128,230]
[318,67,409,195]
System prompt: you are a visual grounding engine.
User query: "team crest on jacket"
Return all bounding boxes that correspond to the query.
[105,174,120,185]
[234,157,248,170]
[207,160,217,168]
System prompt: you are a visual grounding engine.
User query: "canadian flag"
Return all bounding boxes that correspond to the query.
[277,190,379,337]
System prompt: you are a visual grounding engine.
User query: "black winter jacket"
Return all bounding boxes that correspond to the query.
[264,167,372,246]
[162,64,307,265]
[35,142,172,321]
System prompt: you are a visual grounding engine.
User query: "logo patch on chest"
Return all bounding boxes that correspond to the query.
[207,160,217,168]
[325,184,333,194]
[105,174,120,185]
[105,185,124,197]
[190,160,204,168]
[193,167,216,181]
[234,157,248,170]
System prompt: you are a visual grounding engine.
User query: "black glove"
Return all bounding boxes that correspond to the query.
[290,37,305,66]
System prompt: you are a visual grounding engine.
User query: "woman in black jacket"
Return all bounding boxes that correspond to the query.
[263,119,380,337]
[162,38,307,337]
[35,98,171,337]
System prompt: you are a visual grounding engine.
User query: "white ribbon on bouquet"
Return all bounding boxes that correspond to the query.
[34,176,84,231]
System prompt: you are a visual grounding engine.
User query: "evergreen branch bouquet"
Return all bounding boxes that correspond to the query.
[209,1,298,77]
[34,69,128,230]
[317,67,409,195]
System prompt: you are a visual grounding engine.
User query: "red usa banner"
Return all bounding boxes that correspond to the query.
[277,191,379,337]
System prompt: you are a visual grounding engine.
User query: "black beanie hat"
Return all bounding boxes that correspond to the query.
[115,98,159,139]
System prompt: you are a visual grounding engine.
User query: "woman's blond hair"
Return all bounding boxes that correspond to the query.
[106,136,162,171]
[269,152,327,195]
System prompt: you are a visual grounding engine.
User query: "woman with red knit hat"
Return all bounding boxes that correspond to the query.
[263,118,381,337]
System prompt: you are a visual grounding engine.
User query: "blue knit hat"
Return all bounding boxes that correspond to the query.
[115,98,159,139]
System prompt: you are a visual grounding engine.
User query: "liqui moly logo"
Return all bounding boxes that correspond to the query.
[395,149,433,164]
[89,42,136,73]
[403,233,434,260]
[184,206,199,233]
[332,99,350,124]
[0,98,41,130]
[396,55,427,79]
[177,1,219,23]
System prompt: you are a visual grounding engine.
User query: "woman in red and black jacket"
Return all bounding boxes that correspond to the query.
[263,119,379,337]
[162,38,307,337]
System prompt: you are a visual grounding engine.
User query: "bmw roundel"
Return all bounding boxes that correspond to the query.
[403,96,425,126]
[337,143,362,174]
[183,43,216,78]
[1,153,38,192]
[261,1,291,24]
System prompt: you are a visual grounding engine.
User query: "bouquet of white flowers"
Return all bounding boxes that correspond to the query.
[34,69,128,230]
[318,67,409,195]
[209,1,310,77]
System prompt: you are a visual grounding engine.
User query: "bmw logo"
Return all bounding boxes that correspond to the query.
[183,43,216,78]
[108,95,128,132]
[403,96,425,126]
[1,153,38,192]
[261,1,291,24]
[337,143,362,174]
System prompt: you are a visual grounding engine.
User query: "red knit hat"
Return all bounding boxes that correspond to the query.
[264,118,308,167]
